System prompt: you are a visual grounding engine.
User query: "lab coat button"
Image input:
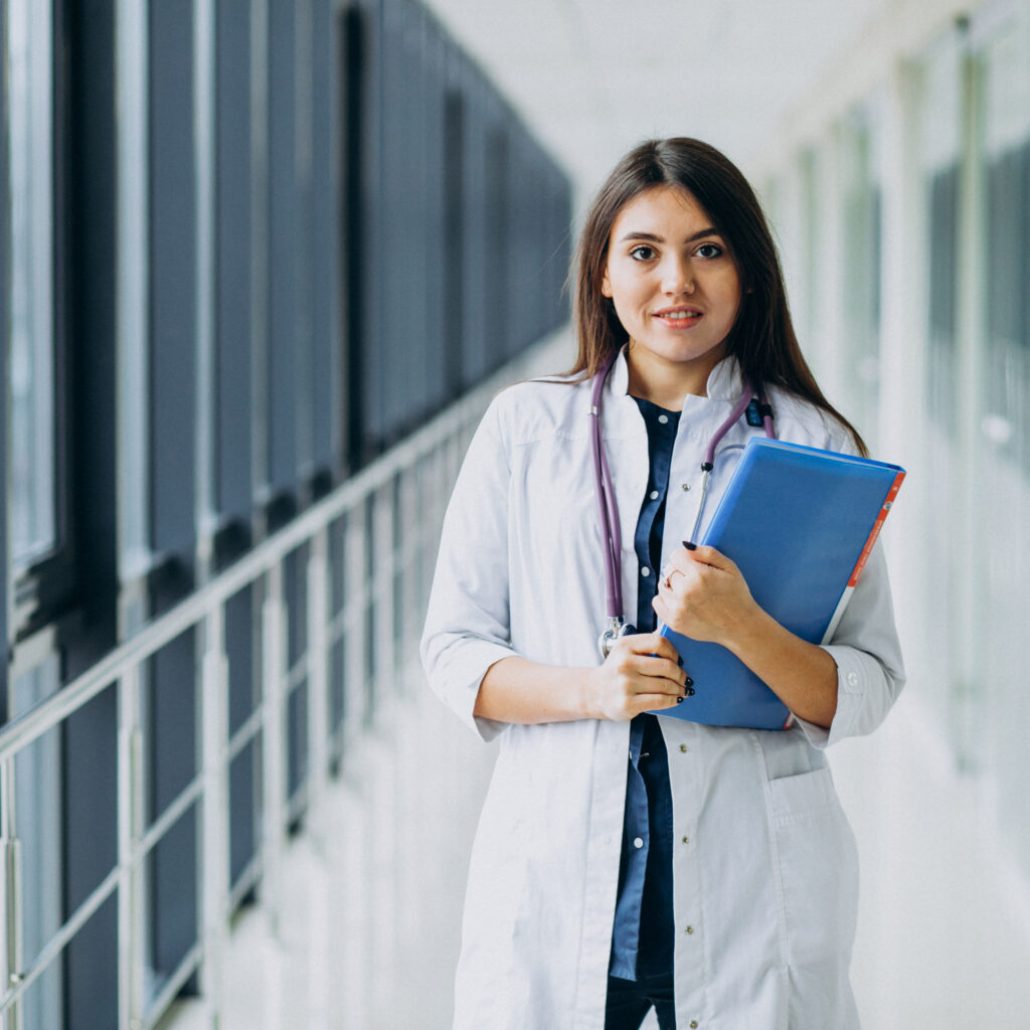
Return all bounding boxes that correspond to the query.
[633,837,644,849]
[689,1022,699,1029]
[681,835,690,845]
[685,925,695,935]
[681,483,691,491]
[679,743,688,753]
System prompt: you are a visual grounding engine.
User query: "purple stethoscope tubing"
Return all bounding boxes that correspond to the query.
[589,350,776,658]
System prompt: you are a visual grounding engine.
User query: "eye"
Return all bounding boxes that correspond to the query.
[629,245,656,261]
[696,242,723,259]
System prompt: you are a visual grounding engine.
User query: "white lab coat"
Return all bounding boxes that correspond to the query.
[420,348,905,1030]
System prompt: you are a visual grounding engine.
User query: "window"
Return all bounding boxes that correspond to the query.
[8,0,56,570]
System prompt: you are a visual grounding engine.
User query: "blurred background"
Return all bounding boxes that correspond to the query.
[1,0,1028,1027]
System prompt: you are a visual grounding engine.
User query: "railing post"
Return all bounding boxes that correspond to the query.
[117,668,145,1030]
[260,563,287,938]
[1,758,23,1030]
[307,528,330,836]
[199,603,230,1028]
[373,483,395,709]
[345,501,368,735]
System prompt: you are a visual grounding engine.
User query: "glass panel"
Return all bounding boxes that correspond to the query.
[147,629,198,825]
[7,0,56,566]
[839,103,883,451]
[145,805,198,1001]
[980,20,1030,881]
[917,32,963,730]
[229,735,261,890]
[287,678,309,805]
[11,657,62,1024]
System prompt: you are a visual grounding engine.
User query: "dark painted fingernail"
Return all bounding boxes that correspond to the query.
[684,676,694,687]
[682,540,697,551]
[685,687,695,697]
[677,656,684,668]
[675,696,684,704]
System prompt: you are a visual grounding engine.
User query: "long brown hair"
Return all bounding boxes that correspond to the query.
[563,137,868,455]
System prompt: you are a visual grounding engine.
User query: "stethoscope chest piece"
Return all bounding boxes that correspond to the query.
[598,617,637,659]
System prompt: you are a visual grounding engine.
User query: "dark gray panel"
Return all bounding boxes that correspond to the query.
[268,0,300,494]
[379,0,408,441]
[356,0,384,456]
[442,84,465,401]
[310,0,338,474]
[421,17,448,417]
[148,629,198,823]
[65,0,118,655]
[148,806,199,986]
[63,684,117,913]
[65,894,118,1030]
[226,584,256,736]
[287,679,309,802]
[216,0,254,521]
[149,0,198,558]
[284,545,308,668]
[460,68,490,388]
[229,736,260,886]
[0,13,8,718]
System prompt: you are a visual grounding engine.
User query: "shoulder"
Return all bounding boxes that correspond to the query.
[485,375,591,448]
[765,385,858,454]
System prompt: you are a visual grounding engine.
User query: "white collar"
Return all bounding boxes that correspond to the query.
[606,345,744,405]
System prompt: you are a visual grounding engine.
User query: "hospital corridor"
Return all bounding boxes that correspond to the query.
[0,0,1028,1027]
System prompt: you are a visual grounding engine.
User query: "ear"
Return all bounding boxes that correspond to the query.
[601,271,613,298]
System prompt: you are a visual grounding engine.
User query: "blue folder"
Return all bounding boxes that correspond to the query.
[652,438,905,729]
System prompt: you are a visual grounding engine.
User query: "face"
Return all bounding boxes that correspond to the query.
[601,185,742,384]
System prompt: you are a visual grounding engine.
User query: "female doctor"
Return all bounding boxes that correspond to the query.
[421,138,905,1030]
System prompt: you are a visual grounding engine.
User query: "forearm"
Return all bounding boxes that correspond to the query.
[723,607,838,729]
[474,656,597,724]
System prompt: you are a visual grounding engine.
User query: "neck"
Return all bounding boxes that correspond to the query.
[625,343,726,410]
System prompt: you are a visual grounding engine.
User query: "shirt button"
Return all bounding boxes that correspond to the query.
[847,671,859,686]
[633,837,644,849]
[679,743,688,753]
[641,567,651,578]
[658,414,669,424]
[649,490,659,500]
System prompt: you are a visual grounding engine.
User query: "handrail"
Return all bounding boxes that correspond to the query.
[0,333,563,765]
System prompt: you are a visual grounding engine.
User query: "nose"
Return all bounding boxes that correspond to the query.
[661,254,694,295]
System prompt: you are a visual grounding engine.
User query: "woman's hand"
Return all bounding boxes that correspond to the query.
[653,544,761,647]
[584,631,688,721]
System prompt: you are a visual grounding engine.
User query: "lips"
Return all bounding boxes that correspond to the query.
[653,306,703,326]
[654,306,703,317]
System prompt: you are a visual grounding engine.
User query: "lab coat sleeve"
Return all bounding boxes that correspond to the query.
[792,423,907,748]
[792,538,907,748]
[420,395,517,742]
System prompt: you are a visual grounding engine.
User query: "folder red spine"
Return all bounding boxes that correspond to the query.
[820,469,907,646]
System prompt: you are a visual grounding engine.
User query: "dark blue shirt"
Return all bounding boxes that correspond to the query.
[608,397,679,981]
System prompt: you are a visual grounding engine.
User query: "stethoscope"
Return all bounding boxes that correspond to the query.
[590,349,777,659]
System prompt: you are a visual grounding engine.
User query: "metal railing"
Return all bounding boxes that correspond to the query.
[0,333,566,1030]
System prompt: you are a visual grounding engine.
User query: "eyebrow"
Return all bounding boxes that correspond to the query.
[618,228,721,244]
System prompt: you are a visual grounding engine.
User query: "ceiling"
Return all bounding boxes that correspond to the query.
[423,0,887,203]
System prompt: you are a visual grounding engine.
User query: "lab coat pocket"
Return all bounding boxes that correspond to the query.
[767,766,859,968]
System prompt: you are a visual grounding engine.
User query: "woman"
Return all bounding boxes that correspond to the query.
[421,138,905,1030]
